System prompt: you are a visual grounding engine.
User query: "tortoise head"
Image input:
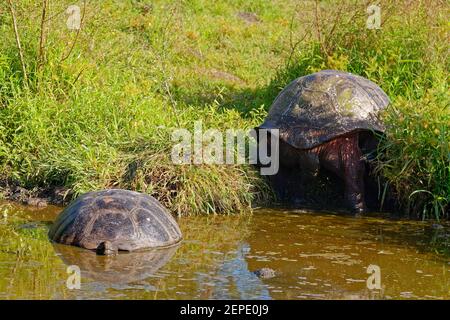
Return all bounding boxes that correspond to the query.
[96,241,118,256]
[358,130,384,161]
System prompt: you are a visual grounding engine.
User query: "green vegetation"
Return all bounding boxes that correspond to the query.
[0,0,448,218]
[377,93,449,219]
[0,0,279,215]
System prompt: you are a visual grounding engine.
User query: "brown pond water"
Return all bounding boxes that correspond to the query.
[0,202,449,299]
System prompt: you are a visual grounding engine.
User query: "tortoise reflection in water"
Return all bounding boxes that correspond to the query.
[48,189,182,255]
[53,243,179,284]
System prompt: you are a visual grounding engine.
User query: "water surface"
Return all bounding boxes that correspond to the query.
[0,202,448,299]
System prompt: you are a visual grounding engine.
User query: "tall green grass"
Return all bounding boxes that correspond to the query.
[0,0,278,215]
[376,90,449,219]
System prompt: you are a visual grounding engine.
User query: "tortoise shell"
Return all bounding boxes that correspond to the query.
[48,189,182,251]
[258,70,390,149]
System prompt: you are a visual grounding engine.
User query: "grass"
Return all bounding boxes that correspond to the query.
[0,0,448,218]
[376,91,449,219]
[0,0,281,215]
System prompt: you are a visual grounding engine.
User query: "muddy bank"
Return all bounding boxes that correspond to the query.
[0,179,73,207]
[0,176,407,219]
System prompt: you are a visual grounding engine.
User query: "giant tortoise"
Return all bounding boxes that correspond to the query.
[257,70,390,214]
[48,189,182,255]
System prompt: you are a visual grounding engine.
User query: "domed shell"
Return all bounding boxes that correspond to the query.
[48,189,182,251]
[258,70,390,149]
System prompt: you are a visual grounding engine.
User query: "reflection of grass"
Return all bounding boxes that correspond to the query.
[0,207,47,256]
[176,214,252,267]
[0,205,69,299]
[428,228,450,257]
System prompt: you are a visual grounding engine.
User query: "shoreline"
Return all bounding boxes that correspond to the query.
[0,180,72,208]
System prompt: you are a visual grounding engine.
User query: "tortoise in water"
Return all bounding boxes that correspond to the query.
[48,189,182,255]
[257,70,390,214]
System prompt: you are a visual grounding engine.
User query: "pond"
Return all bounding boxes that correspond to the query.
[0,202,448,299]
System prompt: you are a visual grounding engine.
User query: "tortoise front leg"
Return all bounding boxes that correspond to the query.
[341,136,367,215]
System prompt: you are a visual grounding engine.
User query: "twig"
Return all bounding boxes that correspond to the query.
[38,0,48,71]
[43,6,67,23]
[287,1,304,67]
[324,1,346,46]
[7,0,28,84]
[313,0,329,57]
[71,67,85,86]
[287,31,310,68]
